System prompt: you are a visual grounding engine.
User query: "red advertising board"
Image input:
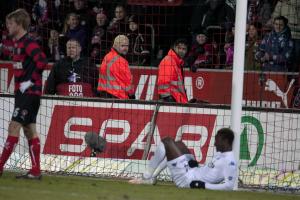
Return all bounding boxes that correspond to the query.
[132,68,296,108]
[43,105,216,163]
[0,62,297,108]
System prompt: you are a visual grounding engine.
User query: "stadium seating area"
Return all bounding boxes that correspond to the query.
[1,1,300,193]
[0,0,298,71]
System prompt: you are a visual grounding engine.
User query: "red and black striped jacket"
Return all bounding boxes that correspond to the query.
[12,33,47,96]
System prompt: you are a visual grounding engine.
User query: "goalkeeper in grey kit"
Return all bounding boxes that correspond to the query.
[130,128,237,190]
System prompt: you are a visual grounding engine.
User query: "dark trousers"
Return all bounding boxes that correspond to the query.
[159,95,176,102]
[97,91,118,99]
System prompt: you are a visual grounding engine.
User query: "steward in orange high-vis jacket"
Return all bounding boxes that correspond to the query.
[97,35,135,99]
[158,39,188,103]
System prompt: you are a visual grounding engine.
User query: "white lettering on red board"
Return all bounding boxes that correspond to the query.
[43,105,216,163]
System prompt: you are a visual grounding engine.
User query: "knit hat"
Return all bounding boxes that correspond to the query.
[128,15,137,23]
[195,27,208,36]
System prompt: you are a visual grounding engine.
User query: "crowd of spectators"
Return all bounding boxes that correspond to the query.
[0,0,299,73]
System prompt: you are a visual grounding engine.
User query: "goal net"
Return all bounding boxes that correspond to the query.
[0,0,299,192]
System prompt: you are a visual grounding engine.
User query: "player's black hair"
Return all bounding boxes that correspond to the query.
[173,38,188,48]
[217,128,234,146]
[67,38,82,47]
[274,16,288,26]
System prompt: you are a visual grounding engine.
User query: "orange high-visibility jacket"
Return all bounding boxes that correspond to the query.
[157,49,188,103]
[97,48,134,99]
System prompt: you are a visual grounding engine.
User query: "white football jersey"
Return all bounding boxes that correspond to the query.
[192,151,237,190]
[167,151,237,190]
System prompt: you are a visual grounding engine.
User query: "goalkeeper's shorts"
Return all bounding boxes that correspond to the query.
[167,154,199,188]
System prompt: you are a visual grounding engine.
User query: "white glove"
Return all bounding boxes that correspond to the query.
[19,80,34,93]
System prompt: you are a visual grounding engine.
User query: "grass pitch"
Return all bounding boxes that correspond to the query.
[0,172,298,200]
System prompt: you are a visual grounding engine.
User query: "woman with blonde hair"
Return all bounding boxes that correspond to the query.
[62,12,87,53]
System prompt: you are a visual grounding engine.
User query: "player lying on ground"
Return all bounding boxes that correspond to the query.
[129,128,237,190]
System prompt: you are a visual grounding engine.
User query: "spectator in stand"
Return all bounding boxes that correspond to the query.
[186,28,214,71]
[70,0,91,29]
[223,26,235,69]
[267,0,300,71]
[97,34,135,99]
[47,28,61,62]
[256,16,293,72]
[89,33,102,64]
[45,39,98,97]
[31,0,52,50]
[245,22,262,71]
[126,15,150,66]
[256,0,273,25]
[47,0,63,28]
[32,0,49,26]
[190,1,208,35]
[63,12,87,54]
[93,12,108,39]
[248,0,272,25]
[89,12,109,64]
[191,0,235,31]
[157,39,188,103]
[28,25,43,46]
[0,29,14,60]
[90,1,106,17]
[107,4,128,36]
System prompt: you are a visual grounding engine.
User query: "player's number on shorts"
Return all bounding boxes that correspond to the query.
[13,108,20,118]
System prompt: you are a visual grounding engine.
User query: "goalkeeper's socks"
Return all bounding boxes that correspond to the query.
[153,157,167,178]
[144,142,166,179]
[28,137,41,176]
[144,158,167,180]
[0,135,19,171]
[143,170,153,180]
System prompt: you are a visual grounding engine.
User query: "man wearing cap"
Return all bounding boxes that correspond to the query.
[97,34,135,99]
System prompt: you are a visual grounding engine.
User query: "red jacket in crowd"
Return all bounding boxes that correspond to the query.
[97,48,134,99]
[157,49,188,103]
